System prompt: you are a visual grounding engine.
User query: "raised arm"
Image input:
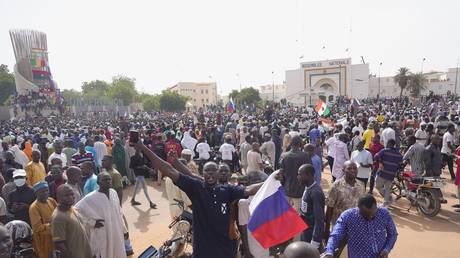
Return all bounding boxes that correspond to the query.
[136,141,180,183]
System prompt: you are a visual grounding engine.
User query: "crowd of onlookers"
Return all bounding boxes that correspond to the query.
[0,95,458,257]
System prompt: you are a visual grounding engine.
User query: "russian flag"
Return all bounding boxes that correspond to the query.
[227,97,235,113]
[248,172,308,249]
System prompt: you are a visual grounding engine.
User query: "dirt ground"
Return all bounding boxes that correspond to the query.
[122,168,460,258]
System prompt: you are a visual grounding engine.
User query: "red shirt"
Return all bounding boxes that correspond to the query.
[165,140,182,164]
[369,142,384,169]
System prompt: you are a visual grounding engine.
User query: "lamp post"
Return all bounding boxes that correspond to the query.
[455,58,459,96]
[421,58,426,74]
[272,71,275,102]
[378,62,382,99]
[236,73,241,91]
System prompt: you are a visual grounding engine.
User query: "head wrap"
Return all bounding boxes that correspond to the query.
[32,181,49,193]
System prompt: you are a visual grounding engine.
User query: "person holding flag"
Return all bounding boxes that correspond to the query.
[315,99,331,117]
[135,140,265,258]
[227,97,235,113]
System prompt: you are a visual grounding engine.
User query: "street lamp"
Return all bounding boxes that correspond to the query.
[421,58,426,74]
[455,58,459,96]
[236,73,241,91]
[378,62,382,99]
[272,71,275,102]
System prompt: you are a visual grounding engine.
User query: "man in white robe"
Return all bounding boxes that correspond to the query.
[75,172,127,258]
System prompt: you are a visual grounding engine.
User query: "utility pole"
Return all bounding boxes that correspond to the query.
[421,58,426,74]
[455,58,459,96]
[272,71,275,102]
[378,62,382,98]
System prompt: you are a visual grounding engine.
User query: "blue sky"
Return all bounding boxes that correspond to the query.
[1,0,459,95]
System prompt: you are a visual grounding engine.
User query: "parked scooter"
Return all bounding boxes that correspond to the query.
[139,199,193,258]
[391,170,447,217]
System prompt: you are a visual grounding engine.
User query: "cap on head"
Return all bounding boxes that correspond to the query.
[13,169,26,178]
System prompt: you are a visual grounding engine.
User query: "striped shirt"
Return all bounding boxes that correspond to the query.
[403,142,425,175]
[71,151,94,166]
[375,147,403,181]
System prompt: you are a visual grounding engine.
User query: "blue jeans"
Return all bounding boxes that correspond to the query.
[132,176,152,203]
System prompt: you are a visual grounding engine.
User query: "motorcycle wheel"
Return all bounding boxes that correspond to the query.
[417,189,441,217]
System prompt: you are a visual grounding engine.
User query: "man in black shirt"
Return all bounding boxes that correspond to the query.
[8,169,36,225]
[137,141,263,258]
[298,164,325,251]
[280,136,309,213]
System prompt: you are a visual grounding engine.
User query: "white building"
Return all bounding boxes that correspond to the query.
[368,69,460,98]
[168,82,218,109]
[285,58,369,106]
[259,84,287,102]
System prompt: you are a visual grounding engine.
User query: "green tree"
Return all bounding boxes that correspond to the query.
[142,94,161,111]
[0,64,16,105]
[238,87,261,105]
[407,73,427,97]
[159,90,188,112]
[81,80,110,97]
[229,90,239,102]
[61,89,82,100]
[108,75,138,105]
[394,67,410,98]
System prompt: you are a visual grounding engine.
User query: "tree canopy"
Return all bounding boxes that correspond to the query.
[81,80,110,97]
[0,64,16,105]
[159,90,189,112]
[229,87,261,105]
[108,75,137,106]
[394,67,410,98]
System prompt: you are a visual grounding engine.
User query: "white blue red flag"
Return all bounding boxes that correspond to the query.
[227,97,235,113]
[248,171,308,248]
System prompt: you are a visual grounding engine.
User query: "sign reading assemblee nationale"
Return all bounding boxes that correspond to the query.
[248,171,307,249]
[301,58,351,69]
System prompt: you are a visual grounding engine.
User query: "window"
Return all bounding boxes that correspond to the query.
[194,99,196,102]
[193,89,196,93]
[206,99,209,102]
[201,90,204,94]
[206,89,208,94]
[202,99,204,102]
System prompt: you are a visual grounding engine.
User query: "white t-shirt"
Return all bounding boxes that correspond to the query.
[246,150,263,173]
[441,131,454,154]
[219,143,236,161]
[381,127,396,147]
[325,136,336,157]
[352,125,364,136]
[350,149,373,179]
[47,152,68,165]
[196,142,211,160]
[414,129,427,146]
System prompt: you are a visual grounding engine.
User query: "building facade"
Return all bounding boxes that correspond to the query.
[168,82,218,109]
[285,58,369,106]
[368,70,460,98]
[259,84,287,102]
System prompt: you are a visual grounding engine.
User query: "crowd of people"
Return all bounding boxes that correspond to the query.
[11,88,65,116]
[0,94,458,258]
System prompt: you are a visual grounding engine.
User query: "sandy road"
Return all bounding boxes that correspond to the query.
[122,168,460,258]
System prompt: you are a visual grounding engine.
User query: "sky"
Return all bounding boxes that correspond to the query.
[1,0,459,96]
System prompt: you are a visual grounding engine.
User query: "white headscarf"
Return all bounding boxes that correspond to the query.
[10,146,29,167]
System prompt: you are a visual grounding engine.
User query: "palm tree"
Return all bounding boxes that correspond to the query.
[394,67,410,98]
[407,73,427,97]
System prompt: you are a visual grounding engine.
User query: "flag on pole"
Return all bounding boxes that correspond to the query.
[315,99,330,116]
[248,172,307,249]
[351,98,361,110]
[227,97,235,113]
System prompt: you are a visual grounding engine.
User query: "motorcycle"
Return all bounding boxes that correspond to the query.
[391,170,447,217]
[138,236,187,258]
[139,199,193,258]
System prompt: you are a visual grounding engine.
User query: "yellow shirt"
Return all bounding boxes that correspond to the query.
[25,161,46,187]
[377,115,385,123]
[362,129,375,149]
[29,198,57,258]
